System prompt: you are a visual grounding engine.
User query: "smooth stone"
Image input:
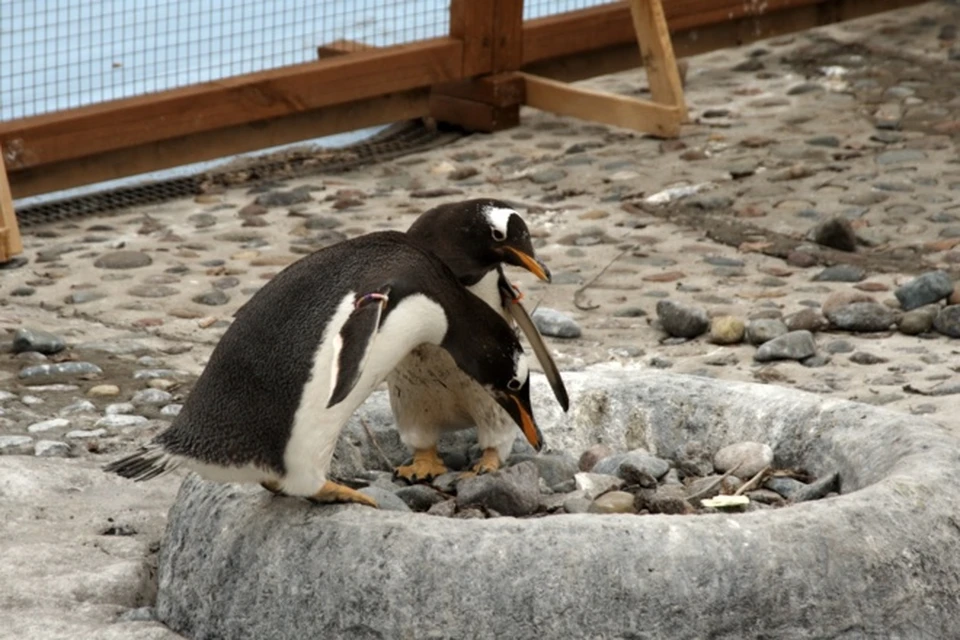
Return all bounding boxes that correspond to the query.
[34,440,71,458]
[578,444,614,472]
[394,485,446,512]
[876,150,927,165]
[849,352,888,365]
[88,384,121,397]
[65,290,107,305]
[784,308,828,332]
[593,451,670,480]
[509,453,579,489]
[898,309,935,335]
[531,308,582,339]
[792,472,839,503]
[764,476,807,499]
[95,415,149,428]
[161,404,183,417]
[933,306,960,338]
[358,487,411,512]
[59,400,96,415]
[192,290,229,306]
[455,461,540,516]
[562,494,594,514]
[0,435,35,455]
[656,300,710,338]
[128,285,178,298]
[255,187,313,207]
[745,318,789,346]
[27,418,70,433]
[93,251,153,269]
[12,328,66,355]
[105,403,136,415]
[588,491,638,515]
[528,168,567,184]
[709,316,745,345]
[573,472,625,500]
[825,302,897,332]
[131,389,174,407]
[813,265,866,282]
[65,429,107,440]
[895,271,954,310]
[714,441,774,479]
[754,331,816,362]
[18,362,103,380]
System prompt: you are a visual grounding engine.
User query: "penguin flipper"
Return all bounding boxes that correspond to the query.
[326,286,391,408]
[499,279,570,412]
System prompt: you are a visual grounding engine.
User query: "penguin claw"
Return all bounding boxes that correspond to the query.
[461,447,502,479]
[309,480,379,508]
[395,448,449,484]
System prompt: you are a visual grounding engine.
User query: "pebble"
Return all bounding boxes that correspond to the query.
[131,388,174,407]
[754,330,816,362]
[745,318,788,345]
[358,487,411,512]
[59,399,96,415]
[574,472,625,500]
[578,444,614,472]
[27,418,70,433]
[656,300,710,338]
[161,404,183,416]
[531,307,582,338]
[562,494,593,514]
[638,485,695,515]
[456,461,540,517]
[394,485,446,511]
[894,271,954,310]
[12,328,66,355]
[714,441,774,479]
[709,316,745,344]
[19,362,103,380]
[824,302,897,332]
[65,429,107,440]
[509,453,578,489]
[849,351,888,365]
[34,440,71,458]
[812,217,857,252]
[88,385,121,397]
[193,290,230,306]
[784,308,828,332]
[94,251,152,269]
[105,403,136,415]
[933,305,960,338]
[898,309,935,335]
[588,491,637,514]
[792,471,839,502]
[95,415,149,428]
[255,187,313,207]
[813,265,866,282]
[65,290,108,304]
[528,168,567,184]
[0,435,35,455]
[593,450,670,480]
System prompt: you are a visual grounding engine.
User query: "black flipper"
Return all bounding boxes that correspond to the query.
[498,276,570,412]
[326,286,390,408]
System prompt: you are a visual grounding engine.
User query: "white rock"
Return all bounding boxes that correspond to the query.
[0,435,34,454]
[714,441,775,479]
[87,384,121,397]
[27,384,80,393]
[573,472,625,500]
[132,388,174,407]
[59,400,97,415]
[105,402,136,415]
[65,429,107,440]
[160,404,183,416]
[0,390,17,402]
[35,440,71,457]
[95,414,148,428]
[27,418,70,433]
[20,395,44,406]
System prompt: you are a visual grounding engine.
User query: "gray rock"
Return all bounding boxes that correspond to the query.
[456,461,540,516]
[509,453,578,489]
[156,371,960,639]
[59,399,96,415]
[426,499,457,517]
[714,441,774,479]
[34,440,71,458]
[531,308,582,339]
[877,149,927,165]
[593,450,669,480]
[65,429,107,440]
[528,168,567,184]
[12,328,66,355]
[824,302,896,332]
[358,487,411,512]
[933,305,960,338]
[65,290,108,305]
[849,351,888,365]
[824,339,855,354]
[561,494,593,514]
[745,318,789,345]
[18,361,103,380]
[898,309,935,335]
[394,485,446,512]
[192,290,229,306]
[0,435,34,455]
[764,476,807,500]
[95,415,149,428]
[93,250,153,269]
[784,308,829,333]
[792,472,839,503]
[895,271,954,310]
[106,402,136,415]
[161,404,183,417]
[754,330,816,362]
[573,472,624,499]
[578,444,613,472]
[255,186,313,207]
[656,300,710,338]
[813,265,866,282]
[131,389,174,407]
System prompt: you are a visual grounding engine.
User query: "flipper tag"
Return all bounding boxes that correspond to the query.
[355,292,389,309]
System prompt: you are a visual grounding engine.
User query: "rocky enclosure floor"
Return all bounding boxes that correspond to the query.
[2,2,960,638]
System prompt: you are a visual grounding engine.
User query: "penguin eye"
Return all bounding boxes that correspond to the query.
[491,228,507,242]
[507,377,522,391]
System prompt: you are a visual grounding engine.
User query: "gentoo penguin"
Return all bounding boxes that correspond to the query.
[104,231,540,508]
[389,198,568,482]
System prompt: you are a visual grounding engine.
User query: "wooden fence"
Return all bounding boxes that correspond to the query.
[0,0,926,262]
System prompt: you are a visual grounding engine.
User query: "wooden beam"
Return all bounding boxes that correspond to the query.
[520,72,680,138]
[8,89,430,200]
[0,144,23,263]
[628,0,688,121]
[0,38,461,173]
[430,74,524,133]
[450,0,495,77]
[522,0,927,83]
[493,0,525,72]
[317,39,374,59]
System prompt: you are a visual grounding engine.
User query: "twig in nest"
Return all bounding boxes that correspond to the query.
[687,461,742,503]
[573,244,636,311]
[734,465,771,496]
[359,416,393,470]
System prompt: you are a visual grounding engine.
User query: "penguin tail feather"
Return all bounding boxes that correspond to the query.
[103,445,181,482]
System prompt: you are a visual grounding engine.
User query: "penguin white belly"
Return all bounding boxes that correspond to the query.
[283,293,448,496]
[387,269,517,462]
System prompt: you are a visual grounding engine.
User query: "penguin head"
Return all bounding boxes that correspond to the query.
[407,198,551,286]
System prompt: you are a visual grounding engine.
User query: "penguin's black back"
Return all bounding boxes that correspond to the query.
[157,231,497,474]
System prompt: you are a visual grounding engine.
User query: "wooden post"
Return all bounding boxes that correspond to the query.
[628,0,688,121]
[430,0,524,132]
[0,145,24,263]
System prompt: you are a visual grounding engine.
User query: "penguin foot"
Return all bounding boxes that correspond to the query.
[460,447,502,479]
[261,480,285,495]
[309,481,378,508]
[395,447,448,484]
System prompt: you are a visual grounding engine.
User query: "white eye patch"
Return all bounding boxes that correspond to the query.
[483,205,516,241]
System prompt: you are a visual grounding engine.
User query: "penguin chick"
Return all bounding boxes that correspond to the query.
[391,198,568,483]
[104,231,540,508]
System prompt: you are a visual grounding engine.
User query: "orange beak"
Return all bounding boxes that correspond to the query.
[503,246,551,283]
[512,395,543,451]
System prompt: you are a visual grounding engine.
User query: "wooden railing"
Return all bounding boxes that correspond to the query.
[0,0,926,262]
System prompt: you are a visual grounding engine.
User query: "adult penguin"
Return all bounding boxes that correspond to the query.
[391,198,568,482]
[104,231,540,508]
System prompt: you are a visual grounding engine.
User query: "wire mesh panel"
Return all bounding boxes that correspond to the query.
[523,0,618,21]
[0,0,450,121]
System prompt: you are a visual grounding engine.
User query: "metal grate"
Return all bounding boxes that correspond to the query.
[0,0,450,121]
[523,0,618,21]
